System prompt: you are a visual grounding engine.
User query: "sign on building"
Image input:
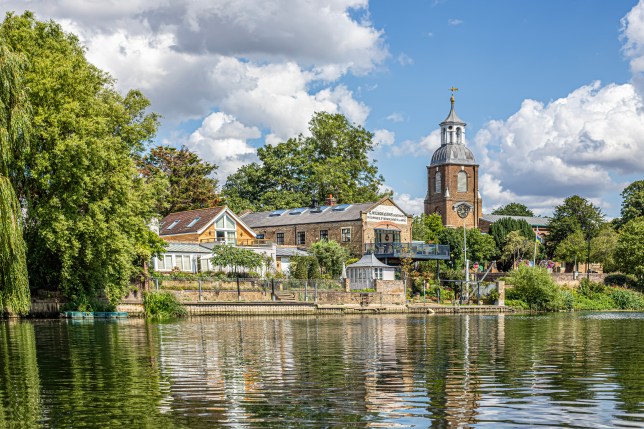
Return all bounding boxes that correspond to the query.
[366,205,408,225]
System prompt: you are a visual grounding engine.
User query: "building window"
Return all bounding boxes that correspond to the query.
[458,171,467,193]
[297,231,306,245]
[341,228,351,242]
[320,230,328,241]
[456,127,462,143]
[226,231,236,244]
[435,171,441,194]
[374,268,383,280]
[158,255,173,271]
[216,231,226,242]
[276,233,284,245]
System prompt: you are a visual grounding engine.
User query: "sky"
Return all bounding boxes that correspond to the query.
[2,0,643,218]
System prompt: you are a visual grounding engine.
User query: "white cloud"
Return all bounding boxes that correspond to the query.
[386,112,405,123]
[395,193,425,215]
[396,53,414,66]
[187,112,260,180]
[389,129,441,157]
[448,18,463,26]
[373,129,395,146]
[8,0,386,137]
[472,81,644,213]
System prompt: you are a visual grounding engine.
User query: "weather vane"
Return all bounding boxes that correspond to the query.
[450,86,458,103]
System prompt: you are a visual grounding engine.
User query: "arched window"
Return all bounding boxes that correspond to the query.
[457,171,467,193]
[456,127,462,143]
[435,208,442,216]
[435,171,441,194]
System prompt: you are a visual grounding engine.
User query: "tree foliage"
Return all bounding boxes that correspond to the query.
[615,217,644,288]
[223,112,385,212]
[554,230,585,269]
[0,43,31,315]
[590,225,618,273]
[506,266,563,311]
[436,227,497,269]
[290,256,321,280]
[489,217,535,251]
[619,180,644,227]
[1,12,161,308]
[309,240,349,278]
[412,213,444,243]
[491,203,535,217]
[501,231,534,269]
[140,145,220,217]
[210,244,263,275]
[545,195,604,258]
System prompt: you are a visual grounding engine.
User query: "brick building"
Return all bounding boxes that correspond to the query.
[240,196,412,256]
[424,93,482,228]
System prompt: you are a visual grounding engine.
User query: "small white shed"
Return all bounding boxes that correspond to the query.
[346,253,396,290]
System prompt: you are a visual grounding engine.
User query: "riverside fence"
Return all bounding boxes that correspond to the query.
[150,277,347,303]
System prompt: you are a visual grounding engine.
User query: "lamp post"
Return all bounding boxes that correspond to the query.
[453,202,474,303]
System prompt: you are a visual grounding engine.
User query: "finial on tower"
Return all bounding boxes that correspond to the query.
[449,86,458,104]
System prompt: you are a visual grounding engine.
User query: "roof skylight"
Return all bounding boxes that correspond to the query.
[332,204,351,212]
[187,217,201,227]
[269,209,288,217]
[289,208,308,215]
[166,220,180,230]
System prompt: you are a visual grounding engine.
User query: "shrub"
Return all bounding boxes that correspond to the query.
[578,278,606,297]
[506,266,563,311]
[609,288,644,310]
[604,274,637,288]
[572,292,615,310]
[505,299,529,310]
[143,291,187,319]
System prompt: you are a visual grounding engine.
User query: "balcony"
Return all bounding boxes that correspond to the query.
[364,242,450,260]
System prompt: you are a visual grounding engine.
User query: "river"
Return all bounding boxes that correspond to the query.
[1,313,643,428]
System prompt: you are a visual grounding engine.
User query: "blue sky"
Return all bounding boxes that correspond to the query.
[2,0,643,218]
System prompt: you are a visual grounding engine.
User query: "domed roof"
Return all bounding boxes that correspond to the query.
[430,144,476,166]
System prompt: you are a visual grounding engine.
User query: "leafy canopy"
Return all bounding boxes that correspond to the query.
[545,195,604,258]
[210,244,263,275]
[436,227,497,269]
[1,12,161,308]
[615,217,644,287]
[223,112,386,212]
[491,203,535,217]
[140,145,220,217]
[619,180,644,227]
[309,240,349,278]
[412,213,444,243]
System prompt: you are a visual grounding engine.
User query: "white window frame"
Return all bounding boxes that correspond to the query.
[341,227,351,242]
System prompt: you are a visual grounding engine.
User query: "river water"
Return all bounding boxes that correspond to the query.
[1,313,643,428]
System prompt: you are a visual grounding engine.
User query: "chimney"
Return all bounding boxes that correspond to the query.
[325,194,337,206]
[310,197,319,209]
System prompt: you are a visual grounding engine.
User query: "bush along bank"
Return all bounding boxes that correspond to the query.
[143,291,187,320]
[504,266,644,311]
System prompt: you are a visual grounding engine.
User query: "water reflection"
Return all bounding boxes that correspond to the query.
[0,314,642,428]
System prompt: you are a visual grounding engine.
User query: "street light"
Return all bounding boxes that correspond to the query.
[453,202,474,303]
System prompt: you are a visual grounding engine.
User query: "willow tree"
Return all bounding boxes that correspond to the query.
[0,12,161,309]
[0,44,30,315]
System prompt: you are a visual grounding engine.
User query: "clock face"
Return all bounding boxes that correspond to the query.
[456,204,470,219]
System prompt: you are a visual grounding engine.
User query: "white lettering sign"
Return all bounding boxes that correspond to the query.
[366,205,408,225]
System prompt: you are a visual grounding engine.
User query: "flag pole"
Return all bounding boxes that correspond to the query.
[533,227,539,267]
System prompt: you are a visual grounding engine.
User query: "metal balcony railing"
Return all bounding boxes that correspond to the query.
[364,242,450,260]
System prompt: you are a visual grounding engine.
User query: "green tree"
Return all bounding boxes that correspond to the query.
[436,227,497,269]
[412,213,444,243]
[507,265,563,311]
[1,12,161,308]
[140,145,220,217]
[545,195,604,258]
[619,180,644,227]
[590,225,618,273]
[223,112,385,212]
[0,44,30,315]
[290,256,321,280]
[310,240,349,278]
[489,217,536,251]
[615,217,644,288]
[210,244,263,276]
[554,230,586,271]
[502,230,534,269]
[491,203,535,217]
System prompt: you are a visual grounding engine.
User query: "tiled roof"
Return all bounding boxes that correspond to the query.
[347,253,393,269]
[164,242,212,253]
[241,202,375,228]
[480,214,550,228]
[276,247,310,257]
[159,207,225,236]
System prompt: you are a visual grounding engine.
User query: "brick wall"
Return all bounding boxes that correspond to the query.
[424,163,481,228]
